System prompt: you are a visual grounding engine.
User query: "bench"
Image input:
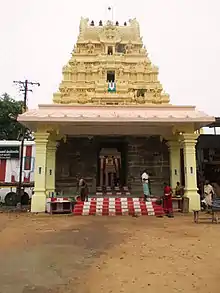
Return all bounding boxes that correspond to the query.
[193,209,220,224]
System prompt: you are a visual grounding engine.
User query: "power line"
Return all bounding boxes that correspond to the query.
[13,79,40,208]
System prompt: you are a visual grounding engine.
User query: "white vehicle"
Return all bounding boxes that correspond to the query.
[0,140,35,206]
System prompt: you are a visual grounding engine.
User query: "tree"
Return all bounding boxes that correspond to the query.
[0,93,27,140]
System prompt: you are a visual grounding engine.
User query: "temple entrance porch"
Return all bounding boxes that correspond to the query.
[33,127,201,211]
[17,105,212,212]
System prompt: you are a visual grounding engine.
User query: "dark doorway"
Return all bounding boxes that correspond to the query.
[107,46,113,55]
[96,137,128,188]
[107,71,115,82]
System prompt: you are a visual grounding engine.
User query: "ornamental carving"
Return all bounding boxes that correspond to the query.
[72,45,80,54]
[77,94,91,104]
[60,87,71,97]
[152,87,162,98]
[78,62,86,71]
[62,65,71,73]
[140,47,147,55]
[99,26,121,43]
[86,41,95,54]
[117,66,124,76]
[125,41,134,54]
[135,95,146,104]
[98,66,105,77]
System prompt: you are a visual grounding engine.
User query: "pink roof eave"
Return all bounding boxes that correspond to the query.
[17,104,215,127]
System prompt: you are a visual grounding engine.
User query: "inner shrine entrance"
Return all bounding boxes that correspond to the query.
[99,148,121,187]
[96,138,128,193]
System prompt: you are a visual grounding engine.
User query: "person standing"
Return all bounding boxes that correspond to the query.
[141,170,149,182]
[79,177,89,202]
[141,170,150,201]
[175,181,184,196]
[163,182,174,217]
[202,180,214,209]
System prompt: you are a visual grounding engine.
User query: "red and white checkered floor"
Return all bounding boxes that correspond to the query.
[73,197,164,216]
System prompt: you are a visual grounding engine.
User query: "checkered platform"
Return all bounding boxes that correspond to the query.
[73,197,164,216]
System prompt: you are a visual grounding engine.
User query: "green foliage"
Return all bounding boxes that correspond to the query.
[0,93,27,140]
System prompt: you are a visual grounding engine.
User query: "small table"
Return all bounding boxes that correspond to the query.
[47,198,72,214]
[172,197,183,212]
[172,197,189,213]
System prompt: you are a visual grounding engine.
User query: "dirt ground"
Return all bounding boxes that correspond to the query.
[0,213,220,293]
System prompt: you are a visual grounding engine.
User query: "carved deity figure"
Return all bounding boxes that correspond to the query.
[152,87,162,98]
[117,66,124,76]
[77,92,90,104]
[99,150,121,187]
[98,66,105,77]
[140,46,147,55]
[78,62,86,71]
[105,27,115,40]
[125,41,133,54]
[73,45,80,53]
[62,64,70,72]
[104,156,119,187]
[86,41,95,54]
[60,87,71,97]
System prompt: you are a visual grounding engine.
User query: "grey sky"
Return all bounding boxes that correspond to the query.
[0,0,219,118]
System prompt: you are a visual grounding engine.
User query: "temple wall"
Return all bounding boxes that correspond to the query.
[127,136,169,196]
[55,136,169,196]
[56,137,97,195]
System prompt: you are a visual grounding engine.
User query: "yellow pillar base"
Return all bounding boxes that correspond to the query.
[31,192,47,213]
[181,132,200,212]
[184,189,200,211]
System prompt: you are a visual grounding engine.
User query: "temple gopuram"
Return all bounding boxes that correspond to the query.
[18,17,214,212]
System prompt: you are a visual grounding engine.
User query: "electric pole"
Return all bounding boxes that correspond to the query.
[13,79,40,207]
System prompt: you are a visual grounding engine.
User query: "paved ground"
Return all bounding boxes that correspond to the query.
[0,213,220,293]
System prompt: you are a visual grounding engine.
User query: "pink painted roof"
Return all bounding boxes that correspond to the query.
[18,104,214,124]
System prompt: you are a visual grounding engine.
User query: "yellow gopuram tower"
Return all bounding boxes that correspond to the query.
[53,17,169,106]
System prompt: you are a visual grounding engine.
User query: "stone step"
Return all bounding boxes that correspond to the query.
[73,197,164,216]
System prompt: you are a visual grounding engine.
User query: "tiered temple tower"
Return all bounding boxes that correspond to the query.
[53,18,170,106]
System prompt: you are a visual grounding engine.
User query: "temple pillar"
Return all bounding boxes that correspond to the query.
[31,132,50,213]
[181,133,200,211]
[99,156,104,186]
[46,140,57,195]
[167,140,181,189]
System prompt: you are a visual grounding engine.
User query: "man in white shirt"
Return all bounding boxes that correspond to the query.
[141,170,149,183]
[141,170,150,200]
[202,180,214,207]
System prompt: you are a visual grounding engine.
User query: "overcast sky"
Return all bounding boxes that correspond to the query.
[0,0,219,119]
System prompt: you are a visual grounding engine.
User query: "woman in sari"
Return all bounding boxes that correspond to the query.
[163,182,174,217]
